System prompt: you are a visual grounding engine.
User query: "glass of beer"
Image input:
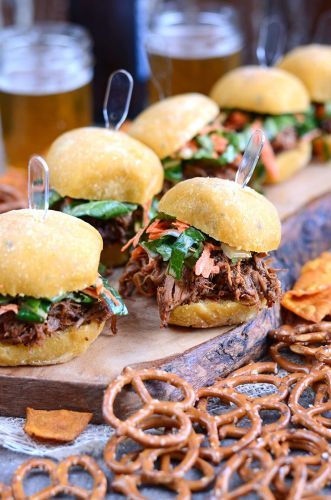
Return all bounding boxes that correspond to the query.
[146,0,243,101]
[0,23,93,168]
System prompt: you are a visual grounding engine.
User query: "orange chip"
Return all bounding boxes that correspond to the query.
[281,252,331,322]
[24,408,93,443]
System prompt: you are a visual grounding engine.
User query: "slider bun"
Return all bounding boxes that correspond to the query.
[277,44,331,102]
[46,128,164,204]
[210,66,309,114]
[158,177,281,252]
[0,209,102,298]
[0,321,104,366]
[128,93,219,158]
[169,300,263,328]
[267,140,312,183]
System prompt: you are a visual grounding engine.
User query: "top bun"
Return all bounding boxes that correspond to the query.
[46,128,164,205]
[210,66,309,114]
[0,209,102,298]
[158,178,281,252]
[277,44,331,103]
[128,93,219,158]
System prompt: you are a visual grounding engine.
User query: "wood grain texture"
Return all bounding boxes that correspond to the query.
[0,164,331,421]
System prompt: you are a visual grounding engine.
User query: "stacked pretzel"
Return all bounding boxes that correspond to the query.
[1,455,107,499]
[102,361,331,499]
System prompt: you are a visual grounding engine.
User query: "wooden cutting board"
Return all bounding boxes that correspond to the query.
[0,163,331,422]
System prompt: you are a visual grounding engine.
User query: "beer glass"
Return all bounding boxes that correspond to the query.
[146,0,243,101]
[0,23,93,168]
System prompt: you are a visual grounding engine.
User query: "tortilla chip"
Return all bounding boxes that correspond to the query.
[24,408,93,443]
[281,252,331,322]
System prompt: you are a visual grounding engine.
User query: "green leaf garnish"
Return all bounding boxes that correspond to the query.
[168,227,205,280]
[16,298,52,323]
[101,278,128,316]
[63,200,138,220]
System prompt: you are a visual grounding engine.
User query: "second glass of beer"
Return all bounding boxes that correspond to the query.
[0,23,93,169]
[146,0,243,101]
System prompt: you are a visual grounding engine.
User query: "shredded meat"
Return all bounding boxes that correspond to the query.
[183,162,238,181]
[320,118,331,134]
[0,299,112,346]
[120,248,281,326]
[82,207,143,246]
[271,127,298,153]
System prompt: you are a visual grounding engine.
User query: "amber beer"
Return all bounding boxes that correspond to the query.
[0,24,93,168]
[146,9,242,100]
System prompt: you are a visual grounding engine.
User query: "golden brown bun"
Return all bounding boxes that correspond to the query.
[158,178,281,252]
[128,93,219,158]
[266,140,312,184]
[210,66,309,114]
[46,128,164,204]
[277,45,331,103]
[101,242,129,267]
[0,209,102,298]
[169,300,263,328]
[0,321,104,366]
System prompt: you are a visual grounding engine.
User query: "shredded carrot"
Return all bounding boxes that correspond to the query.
[195,243,220,278]
[0,304,19,315]
[131,246,145,260]
[83,279,120,307]
[121,225,146,252]
[101,287,120,306]
[172,220,190,232]
[82,288,99,299]
[251,121,279,182]
[142,199,152,226]
[95,276,104,295]
[210,134,228,153]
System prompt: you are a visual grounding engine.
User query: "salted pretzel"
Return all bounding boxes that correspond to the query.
[270,341,313,373]
[0,482,12,500]
[270,322,331,344]
[140,431,202,483]
[186,407,222,464]
[11,456,107,500]
[103,367,195,448]
[112,473,191,500]
[213,448,276,499]
[290,370,331,439]
[216,372,289,404]
[220,361,279,378]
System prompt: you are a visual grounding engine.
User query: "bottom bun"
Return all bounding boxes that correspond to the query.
[0,321,105,366]
[101,243,129,268]
[266,140,312,184]
[168,299,264,328]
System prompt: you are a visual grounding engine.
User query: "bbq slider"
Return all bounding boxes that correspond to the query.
[120,177,281,328]
[0,209,127,366]
[210,66,312,184]
[46,128,164,266]
[128,93,251,190]
[277,44,331,161]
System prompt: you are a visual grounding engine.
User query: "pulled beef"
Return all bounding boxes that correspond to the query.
[82,207,143,246]
[183,162,238,182]
[120,248,281,326]
[271,127,298,154]
[0,299,111,346]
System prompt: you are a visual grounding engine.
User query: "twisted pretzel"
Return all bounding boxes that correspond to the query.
[213,448,276,499]
[217,373,289,404]
[270,341,312,373]
[11,456,107,500]
[0,483,12,500]
[159,451,215,492]
[270,322,331,344]
[222,361,278,378]
[289,370,331,439]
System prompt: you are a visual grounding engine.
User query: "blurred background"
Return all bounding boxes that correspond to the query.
[0,0,330,169]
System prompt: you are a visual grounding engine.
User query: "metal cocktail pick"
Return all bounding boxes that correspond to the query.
[256,15,286,67]
[103,69,134,130]
[235,129,265,188]
[28,155,49,220]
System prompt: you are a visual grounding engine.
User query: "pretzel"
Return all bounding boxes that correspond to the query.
[218,361,278,378]
[197,387,261,461]
[0,483,12,500]
[217,373,289,404]
[112,474,191,500]
[57,455,107,499]
[290,370,331,438]
[290,343,331,364]
[104,415,177,475]
[159,451,215,492]
[270,341,312,373]
[213,448,276,499]
[270,322,331,344]
[103,367,195,447]
[140,431,202,482]
[11,456,107,500]
[12,458,59,500]
[186,407,223,464]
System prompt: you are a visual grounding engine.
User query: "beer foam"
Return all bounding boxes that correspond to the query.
[146,12,242,60]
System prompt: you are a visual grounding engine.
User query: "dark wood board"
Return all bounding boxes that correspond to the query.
[0,186,331,422]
